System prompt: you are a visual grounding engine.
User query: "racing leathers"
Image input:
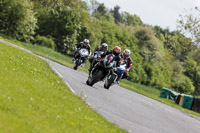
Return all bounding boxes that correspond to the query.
[73,42,91,64]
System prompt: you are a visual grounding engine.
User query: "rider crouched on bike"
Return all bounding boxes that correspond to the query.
[88,43,108,72]
[101,46,121,66]
[115,49,133,83]
[73,39,91,64]
[90,46,121,73]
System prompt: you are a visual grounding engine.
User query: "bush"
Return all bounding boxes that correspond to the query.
[172,74,195,94]
[35,35,55,50]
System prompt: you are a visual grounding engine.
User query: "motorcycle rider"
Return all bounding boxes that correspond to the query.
[115,49,133,83]
[88,43,108,72]
[73,39,91,65]
[90,46,122,73]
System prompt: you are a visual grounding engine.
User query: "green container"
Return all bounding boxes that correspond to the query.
[160,88,178,101]
[182,95,194,110]
[168,90,178,101]
[160,88,171,99]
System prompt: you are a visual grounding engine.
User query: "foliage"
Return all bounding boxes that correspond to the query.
[36,3,80,54]
[183,59,200,95]
[177,7,200,46]
[134,27,164,64]
[92,3,114,22]
[171,74,194,94]
[121,12,143,27]
[34,35,55,50]
[110,5,121,24]
[0,0,37,42]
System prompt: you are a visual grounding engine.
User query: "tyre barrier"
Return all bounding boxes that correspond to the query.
[160,88,178,101]
[160,88,200,114]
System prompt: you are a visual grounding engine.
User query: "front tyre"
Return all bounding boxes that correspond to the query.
[104,84,109,89]
[73,59,80,70]
[88,70,104,86]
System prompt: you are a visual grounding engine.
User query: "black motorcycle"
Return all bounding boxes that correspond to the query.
[104,58,126,89]
[86,54,115,87]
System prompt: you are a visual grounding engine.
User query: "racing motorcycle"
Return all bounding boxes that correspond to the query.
[104,58,126,89]
[86,54,115,87]
[73,48,89,70]
[92,51,104,60]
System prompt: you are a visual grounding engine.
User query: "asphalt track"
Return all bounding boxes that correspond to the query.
[1,39,200,133]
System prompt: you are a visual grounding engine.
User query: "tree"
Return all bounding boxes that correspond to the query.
[111,5,121,24]
[92,3,114,22]
[36,3,80,54]
[177,7,200,46]
[0,0,37,42]
[134,27,165,64]
[121,12,143,27]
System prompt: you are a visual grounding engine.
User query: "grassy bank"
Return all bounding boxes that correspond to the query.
[0,43,126,132]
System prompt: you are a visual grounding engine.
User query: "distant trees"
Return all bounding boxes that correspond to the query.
[36,3,80,54]
[121,12,143,26]
[177,7,200,46]
[0,0,37,42]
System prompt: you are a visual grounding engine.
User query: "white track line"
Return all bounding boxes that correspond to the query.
[65,81,76,94]
[49,64,63,79]
[49,64,76,94]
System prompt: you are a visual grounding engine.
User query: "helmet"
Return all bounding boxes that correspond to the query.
[83,39,89,47]
[113,46,121,56]
[123,49,131,58]
[83,39,89,43]
[100,43,108,51]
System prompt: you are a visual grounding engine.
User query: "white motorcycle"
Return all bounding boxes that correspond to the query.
[73,48,89,70]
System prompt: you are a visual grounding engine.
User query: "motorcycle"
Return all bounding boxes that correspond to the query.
[88,51,104,69]
[73,48,89,70]
[104,58,126,89]
[86,54,115,87]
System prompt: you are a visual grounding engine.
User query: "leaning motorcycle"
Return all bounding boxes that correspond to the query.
[86,54,115,87]
[73,48,89,70]
[104,58,126,89]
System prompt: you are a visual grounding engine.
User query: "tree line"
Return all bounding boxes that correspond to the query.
[0,0,200,95]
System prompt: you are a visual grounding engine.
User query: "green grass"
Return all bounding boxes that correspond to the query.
[0,34,89,73]
[0,43,127,133]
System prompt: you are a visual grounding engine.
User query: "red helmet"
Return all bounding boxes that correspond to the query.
[113,46,121,56]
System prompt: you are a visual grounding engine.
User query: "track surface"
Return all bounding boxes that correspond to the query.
[48,60,200,133]
[1,39,200,133]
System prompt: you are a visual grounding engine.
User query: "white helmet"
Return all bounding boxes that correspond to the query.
[123,49,131,58]
[83,39,89,44]
[101,43,108,47]
[101,43,108,51]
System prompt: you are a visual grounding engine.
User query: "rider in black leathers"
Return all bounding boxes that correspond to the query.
[90,46,122,73]
[73,39,91,64]
[88,43,108,72]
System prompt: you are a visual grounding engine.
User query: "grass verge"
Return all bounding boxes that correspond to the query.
[0,42,127,132]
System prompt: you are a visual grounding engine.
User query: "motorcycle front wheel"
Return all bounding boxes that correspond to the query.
[86,69,104,87]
